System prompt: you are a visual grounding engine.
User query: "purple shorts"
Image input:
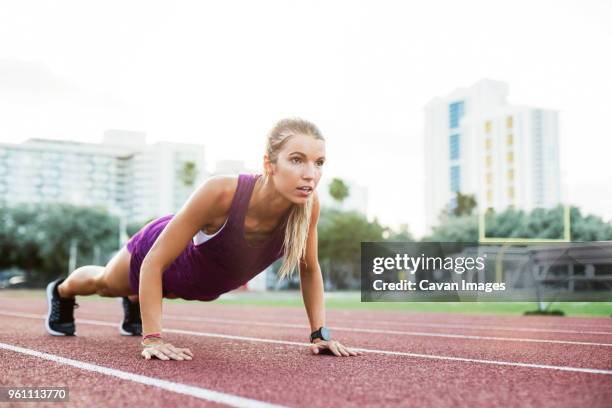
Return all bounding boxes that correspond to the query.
[125,215,175,297]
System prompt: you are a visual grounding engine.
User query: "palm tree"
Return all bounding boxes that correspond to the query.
[329,178,350,205]
[453,191,477,217]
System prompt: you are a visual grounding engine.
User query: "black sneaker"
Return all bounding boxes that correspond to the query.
[119,297,142,336]
[45,278,78,336]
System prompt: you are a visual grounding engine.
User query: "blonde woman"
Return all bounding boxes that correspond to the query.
[45,118,363,360]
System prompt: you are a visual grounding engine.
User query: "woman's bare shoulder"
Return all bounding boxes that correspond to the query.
[200,175,239,218]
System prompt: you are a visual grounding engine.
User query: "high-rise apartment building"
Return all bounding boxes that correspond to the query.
[424,79,561,231]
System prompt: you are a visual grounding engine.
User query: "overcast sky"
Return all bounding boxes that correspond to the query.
[1,0,611,237]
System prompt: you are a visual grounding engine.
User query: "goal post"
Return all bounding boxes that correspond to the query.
[476,205,571,312]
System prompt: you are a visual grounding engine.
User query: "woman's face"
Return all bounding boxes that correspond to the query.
[268,133,326,204]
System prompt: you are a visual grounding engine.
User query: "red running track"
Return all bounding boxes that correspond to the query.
[0,295,611,407]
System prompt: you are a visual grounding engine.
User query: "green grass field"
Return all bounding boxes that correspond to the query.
[2,289,611,317]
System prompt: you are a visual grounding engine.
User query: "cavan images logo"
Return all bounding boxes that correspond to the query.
[370,253,506,293]
[361,242,612,302]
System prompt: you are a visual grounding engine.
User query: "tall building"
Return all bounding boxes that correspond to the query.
[424,79,561,232]
[0,130,207,224]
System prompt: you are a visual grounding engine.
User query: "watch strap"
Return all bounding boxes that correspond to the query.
[310,326,330,342]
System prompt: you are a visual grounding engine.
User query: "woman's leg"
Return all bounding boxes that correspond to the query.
[57,246,138,301]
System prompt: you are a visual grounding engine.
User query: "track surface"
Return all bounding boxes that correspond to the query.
[0,294,611,407]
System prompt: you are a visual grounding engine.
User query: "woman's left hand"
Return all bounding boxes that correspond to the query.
[309,339,364,357]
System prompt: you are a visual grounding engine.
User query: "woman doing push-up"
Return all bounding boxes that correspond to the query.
[45,118,363,360]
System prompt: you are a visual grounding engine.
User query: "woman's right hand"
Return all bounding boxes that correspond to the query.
[141,339,194,361]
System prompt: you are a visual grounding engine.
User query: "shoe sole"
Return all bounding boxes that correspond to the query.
[119,322,140,336]
[117,298,141,336]
[45,280,76,336]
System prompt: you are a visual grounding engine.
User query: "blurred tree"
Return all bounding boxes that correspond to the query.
[423,215,479,242]
[568,206,612,241]
[428,204,612,242]
[453,192,478,217]
[328,178,350,205]
[385,223,415,242]
[0,203,121,285]
[179,161,197,187]
[317,208,385,289]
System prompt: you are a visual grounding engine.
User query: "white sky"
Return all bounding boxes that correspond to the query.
[1,0,611,238]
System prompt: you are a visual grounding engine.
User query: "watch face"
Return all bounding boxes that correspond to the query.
[320,327,330,341]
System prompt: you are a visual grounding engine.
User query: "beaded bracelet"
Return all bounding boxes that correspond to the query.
[143,332,161,340]
[141,332,162,347]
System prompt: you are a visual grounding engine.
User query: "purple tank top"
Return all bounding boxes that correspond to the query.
[126,173,288,301]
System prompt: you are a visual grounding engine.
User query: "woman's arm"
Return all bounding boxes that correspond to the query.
[298,193,326,332]
[299,192,362,357]
[138,176,231,360]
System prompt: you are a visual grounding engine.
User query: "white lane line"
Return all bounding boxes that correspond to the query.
[160,315,612,347]
[8,310,611,347]
[3,310,612,347]
[154,304,612,333]
[0,342,286,408]
[1,311,611,376]
[134,328,612,376]
[191,313,612,334]
[2,297,611,331]
[165,305,612,330]
[337,317,612,334]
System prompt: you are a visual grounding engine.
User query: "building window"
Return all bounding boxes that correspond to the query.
[508,169,514,181]
[450,165,460,192]
[507,134,513,146]
[507,152,514,163]
[449,134,460,160]
[449,101,465,129]
[485,121,491,133]
[485,138,492,150]
[486,155,492,167]
[487,190,493,203]
[508,187,515,199]
[486,173,492,184]
[507,116,513,129]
